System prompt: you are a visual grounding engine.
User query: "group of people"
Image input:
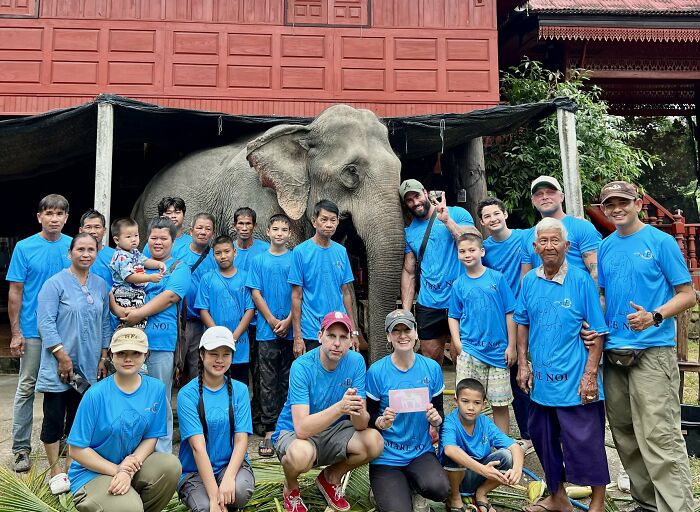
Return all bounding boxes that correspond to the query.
[5,171,695,512]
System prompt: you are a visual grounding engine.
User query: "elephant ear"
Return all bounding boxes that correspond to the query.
[246,124,311,221]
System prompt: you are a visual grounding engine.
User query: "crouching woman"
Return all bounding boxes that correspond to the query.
[68,328,181,512]
[177,326,255,511]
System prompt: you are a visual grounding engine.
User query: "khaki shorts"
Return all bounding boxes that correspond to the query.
[456,352,513,407]
[274,419,356,467]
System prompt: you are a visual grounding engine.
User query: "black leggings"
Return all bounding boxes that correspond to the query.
[369,451,450,512]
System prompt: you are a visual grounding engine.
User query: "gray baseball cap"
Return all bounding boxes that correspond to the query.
[399,179,425,200]
[385,309,417,332]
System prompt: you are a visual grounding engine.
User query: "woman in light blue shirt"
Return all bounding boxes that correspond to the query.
[36,233,112,495]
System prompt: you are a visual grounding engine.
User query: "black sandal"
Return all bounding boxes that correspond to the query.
[475,500,496,512]
[258,438,274,458]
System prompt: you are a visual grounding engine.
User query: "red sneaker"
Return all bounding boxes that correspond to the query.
[283,488,308,512]
[316,470,351,511]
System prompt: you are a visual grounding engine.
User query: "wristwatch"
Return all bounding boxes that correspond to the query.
[651,310,663,327]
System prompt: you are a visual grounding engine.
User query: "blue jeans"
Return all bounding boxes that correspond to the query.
[445,448,513,495]
[12,337,42,454]
[146,350,174,453]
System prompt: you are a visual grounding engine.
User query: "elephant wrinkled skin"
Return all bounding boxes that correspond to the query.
[132,104,404,361]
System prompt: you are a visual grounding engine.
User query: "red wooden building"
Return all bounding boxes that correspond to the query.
[0,0,500,117]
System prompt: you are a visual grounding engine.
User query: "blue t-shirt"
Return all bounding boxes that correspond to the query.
[448,268,516,369]
[143,234,193,260]
[179,246,217,319]
[273,348,366,444]
[6,233,72,339]
[91,246,115,288]
[36,270,112,393]
[599,225,691,350]
[483,229,526,296]
[143,258,192,352]
[196,270,254,364]
[439,412,515,463]
[288,239,354,340]
[246,250,294,341]
[366,354,444,466]
[522,216,601,272]
[177,377,252,483]
[235,239,271,272]
[514,266,608,407]
[67,375,167,493]
[405,206,474,308]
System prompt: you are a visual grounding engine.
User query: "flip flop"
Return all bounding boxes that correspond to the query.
[522,501,574,512]
[475,500,496,512]
[258,438,275,458]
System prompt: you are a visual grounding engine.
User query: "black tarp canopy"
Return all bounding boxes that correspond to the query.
[0,94,576,181]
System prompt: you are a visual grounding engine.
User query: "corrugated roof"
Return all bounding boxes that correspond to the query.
[524,0,700,15]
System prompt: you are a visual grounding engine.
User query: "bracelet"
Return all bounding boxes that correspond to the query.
[51,344,64,354]
[377,416,386,430]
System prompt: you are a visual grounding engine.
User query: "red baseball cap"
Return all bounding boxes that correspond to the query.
[320,311,352,333]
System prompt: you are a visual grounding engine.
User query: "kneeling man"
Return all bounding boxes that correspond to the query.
[273,311,383,512]
[515,218,610,512]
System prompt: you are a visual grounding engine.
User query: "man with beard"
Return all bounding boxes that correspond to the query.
[400,180,474,364]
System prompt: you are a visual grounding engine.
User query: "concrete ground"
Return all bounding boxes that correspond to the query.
[0,369,633,510]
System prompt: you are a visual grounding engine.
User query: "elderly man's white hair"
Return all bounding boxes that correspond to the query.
[535,217,569,241]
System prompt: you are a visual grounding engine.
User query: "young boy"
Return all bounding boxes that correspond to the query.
[196,235,255,385]
[440,379,524,512]
[246,214,295,457]
[448,228,516,434]
[109,217,165,328]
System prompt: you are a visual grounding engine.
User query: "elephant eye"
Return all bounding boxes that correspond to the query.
[340,164,361,189]
[346,165,358,175]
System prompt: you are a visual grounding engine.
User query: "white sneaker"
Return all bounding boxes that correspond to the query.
[617,469,630,493]
[49,473,71,495]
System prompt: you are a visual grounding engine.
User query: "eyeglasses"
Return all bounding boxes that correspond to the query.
[80,285,94,305]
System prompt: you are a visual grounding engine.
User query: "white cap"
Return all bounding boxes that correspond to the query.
[199,326,236,351]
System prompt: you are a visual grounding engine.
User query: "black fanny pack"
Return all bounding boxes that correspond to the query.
[606,348,644,367]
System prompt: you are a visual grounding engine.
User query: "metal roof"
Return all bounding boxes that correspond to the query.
[523,0,700,15]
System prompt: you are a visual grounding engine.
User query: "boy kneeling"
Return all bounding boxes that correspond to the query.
[440,379,524,512]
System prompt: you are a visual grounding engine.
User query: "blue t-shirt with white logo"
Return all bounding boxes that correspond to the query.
[143,258,192,352]
[196,270,254,364]
[273,348,366,444]
[6,233,72,339]
[179,246,217,319]
[366,354,444,466]
[67,375,167,493]
[514,266,607,407]
[522,216,601,272]
[177,377,252,483]
[246,250,294,341]
[599,225,691,350]
[483,229,526,296]
[405,206,474,308]
[288,239,354,340]
[448,268,515,369]
[439,412,515,463]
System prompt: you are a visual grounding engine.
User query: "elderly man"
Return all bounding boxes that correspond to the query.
[400,179,474,364]
[522,176,601,280]
[595,181,696,512]
[272,311,383,512]
[515,217,609,512]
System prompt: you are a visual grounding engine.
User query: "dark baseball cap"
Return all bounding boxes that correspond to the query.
[320,311,352,333]
[385,309,416,332]
[600,181,638,204]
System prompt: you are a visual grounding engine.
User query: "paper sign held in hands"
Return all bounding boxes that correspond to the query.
[389,387,430,413]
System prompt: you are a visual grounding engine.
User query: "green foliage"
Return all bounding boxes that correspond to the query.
[485,59,655,223]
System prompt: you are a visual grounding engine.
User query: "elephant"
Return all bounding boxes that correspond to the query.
[132,104,404,361]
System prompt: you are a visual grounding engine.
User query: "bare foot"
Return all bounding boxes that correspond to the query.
[522,495,573,512]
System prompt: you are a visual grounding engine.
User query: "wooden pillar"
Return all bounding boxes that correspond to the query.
[95,102,114,246]
[464,137,488,225]
[557,108,584,218]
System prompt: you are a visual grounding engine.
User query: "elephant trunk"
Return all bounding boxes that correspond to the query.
[356,201,405,363]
